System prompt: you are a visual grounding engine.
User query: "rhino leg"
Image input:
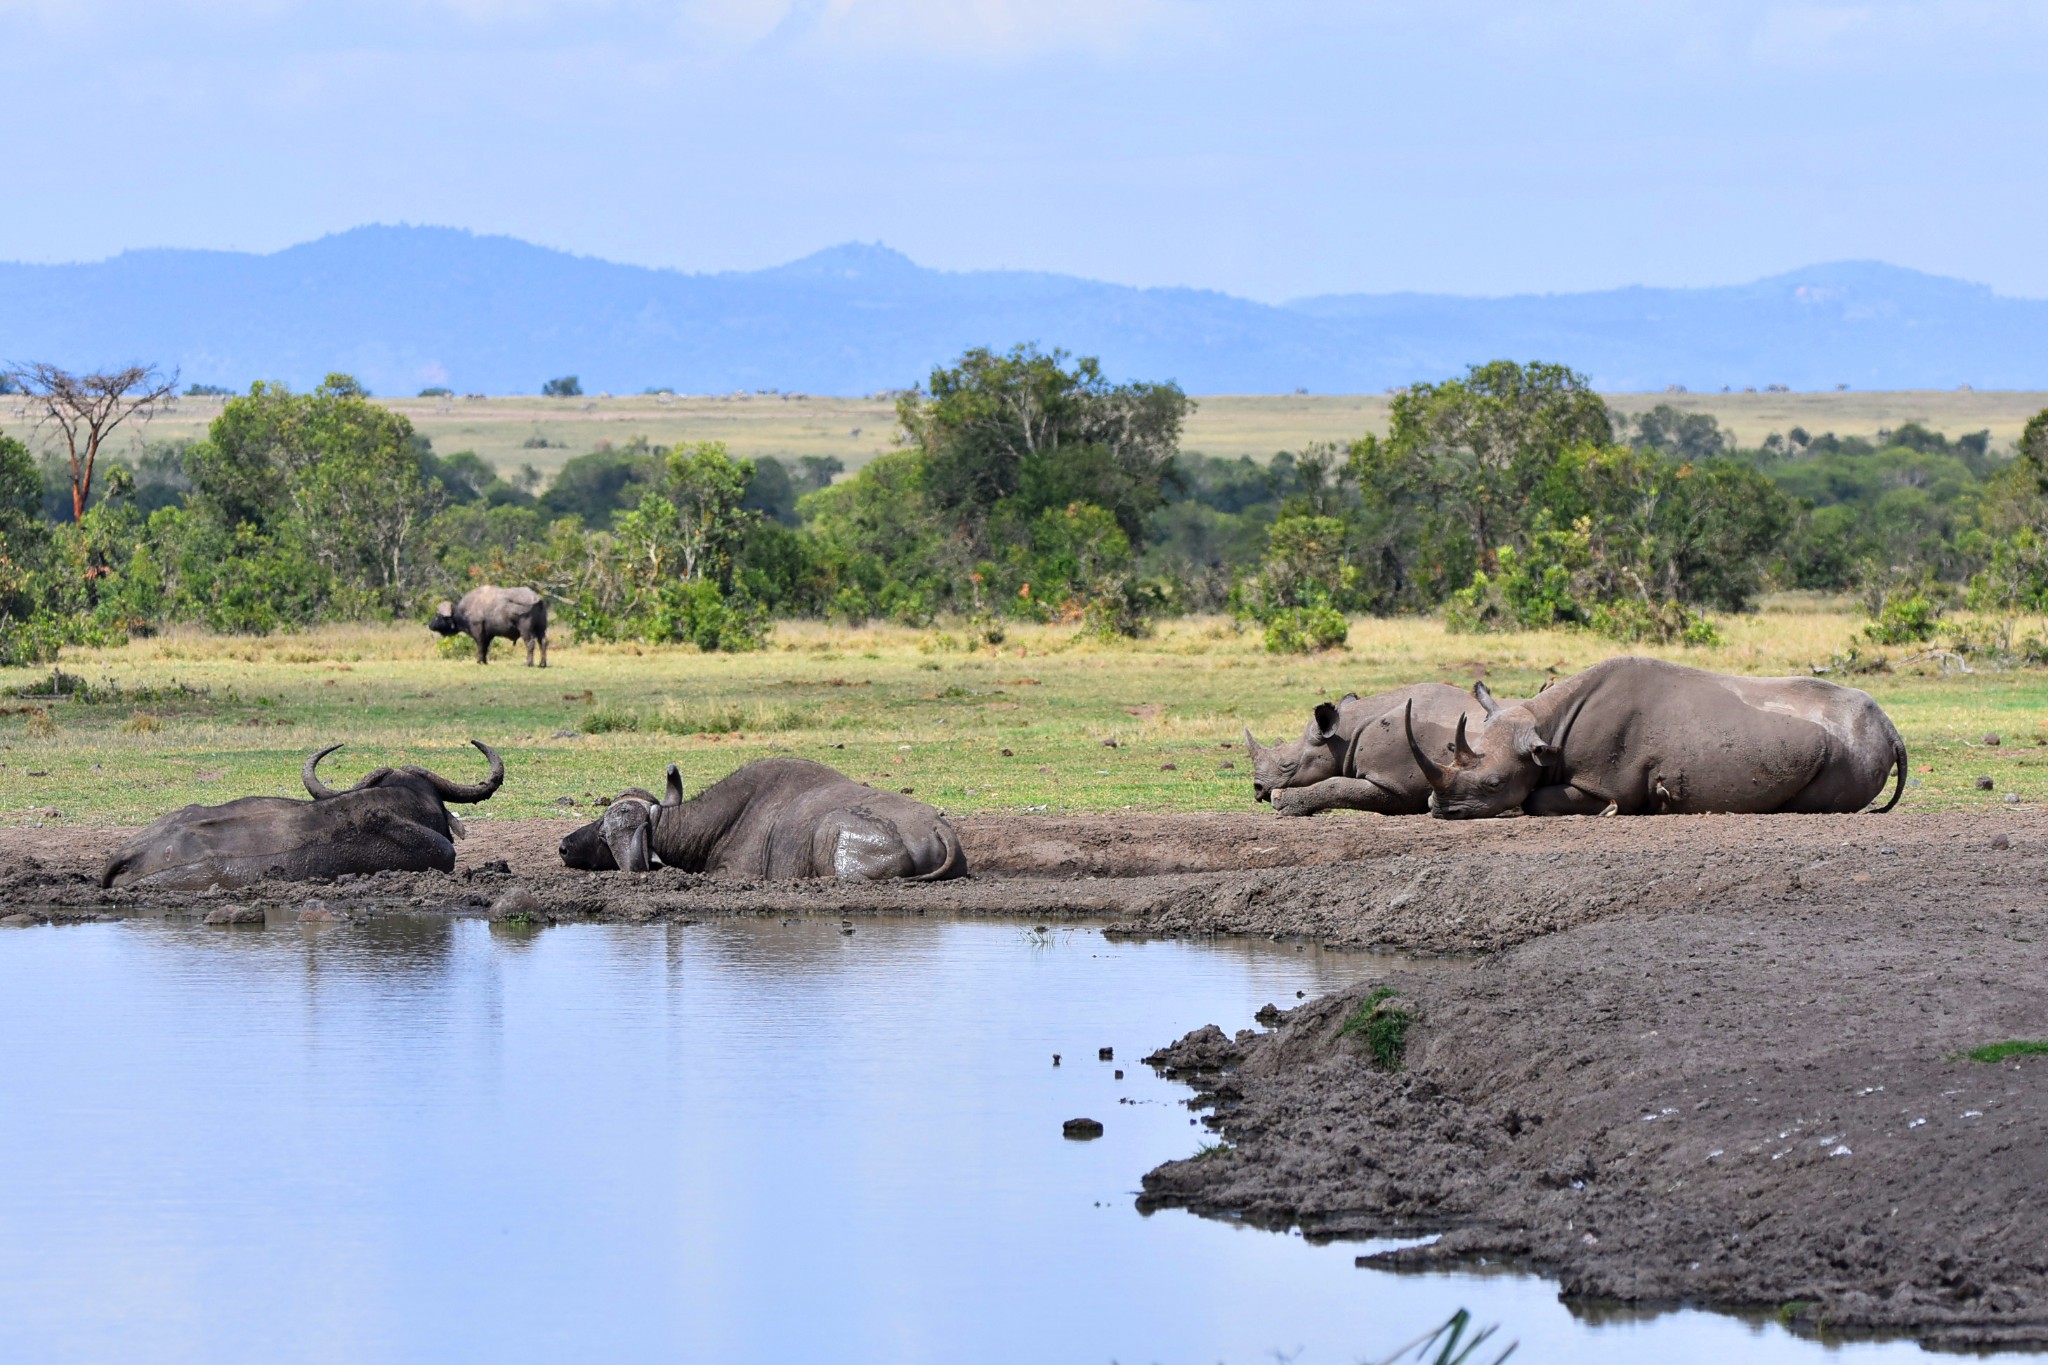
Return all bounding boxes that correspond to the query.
[1270,776,1415,817]
[1523,783,1613,817]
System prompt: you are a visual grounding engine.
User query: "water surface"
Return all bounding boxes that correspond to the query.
[0,915,2010,1363]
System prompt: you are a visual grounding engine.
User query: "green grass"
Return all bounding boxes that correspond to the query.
[1340,987,1416,1071]
[1964,1041,2048,1064]
[6,604,2048,825]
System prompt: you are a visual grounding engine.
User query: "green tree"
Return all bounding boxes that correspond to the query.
[542,376,583,397]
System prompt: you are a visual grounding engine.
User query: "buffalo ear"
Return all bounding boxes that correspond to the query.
[1474,680,1501,718]
[664,763,684,806]
[1312,701,1341,742]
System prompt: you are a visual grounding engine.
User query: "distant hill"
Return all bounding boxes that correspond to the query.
[2,226,2043,396]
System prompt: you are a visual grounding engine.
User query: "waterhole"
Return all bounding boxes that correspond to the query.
[0,915,2006,1363]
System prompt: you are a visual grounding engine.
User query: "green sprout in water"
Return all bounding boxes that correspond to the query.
[1373,1308,1516,1365]
[1340,986,1415,1071]
[1964,1040,2048,1064]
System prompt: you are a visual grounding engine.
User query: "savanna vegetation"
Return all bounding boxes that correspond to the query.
[9,347,2048,674]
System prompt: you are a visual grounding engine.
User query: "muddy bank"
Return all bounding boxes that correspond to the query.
[6,810,2043,955]
[1141,888,2048,1351]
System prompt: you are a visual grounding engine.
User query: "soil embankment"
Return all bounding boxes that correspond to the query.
[4,808,2045,1345]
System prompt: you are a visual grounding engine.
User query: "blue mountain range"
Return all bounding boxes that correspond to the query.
[2,225,2042,396]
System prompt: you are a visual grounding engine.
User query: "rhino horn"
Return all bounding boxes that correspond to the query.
[1474,680,1501,718]
[1405,700,1446,790]
[1453,713,1481,765]
[414,740,505,804]
[303,744,346,799]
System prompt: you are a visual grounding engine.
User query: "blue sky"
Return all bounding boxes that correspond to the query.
[3,1,2044,300]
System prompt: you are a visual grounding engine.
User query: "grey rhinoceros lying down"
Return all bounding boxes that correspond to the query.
[1405,656,1907,818]
[1244,682,1503,816]
[101,741,504,889]
[558,757,966,881]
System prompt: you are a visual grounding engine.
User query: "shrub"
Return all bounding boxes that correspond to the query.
[541,376,583,398]
[579,706,639,734]
[1262,602,1349,654]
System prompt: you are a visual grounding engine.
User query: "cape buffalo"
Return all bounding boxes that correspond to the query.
[101,741,505,889]
[558,758,966,881]
[1404,657,1907,819]
[429,585,549,666]
[1245,682,1503,816]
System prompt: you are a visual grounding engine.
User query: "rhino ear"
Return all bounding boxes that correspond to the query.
[1473,680,1501,718]
[1311,701,1341,742]
[1521,733,1558,767]
[664,763,684,806]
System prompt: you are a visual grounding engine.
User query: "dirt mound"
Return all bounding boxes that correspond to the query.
[1140,886,2048,1350]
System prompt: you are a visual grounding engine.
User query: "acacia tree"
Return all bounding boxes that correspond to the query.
[5,363,178,520]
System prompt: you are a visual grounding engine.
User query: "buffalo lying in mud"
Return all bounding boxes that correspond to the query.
[1245,682,1504,816]
[429,584,549,666]
[559,757,966,881]
[1406,656,1907,819]
[101,741,505,889]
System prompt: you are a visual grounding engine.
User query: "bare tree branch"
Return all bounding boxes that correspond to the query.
[2,362,178,521]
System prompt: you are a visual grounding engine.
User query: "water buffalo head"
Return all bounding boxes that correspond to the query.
[302,739,504,820]
[558,785,664,870]
[1244,697,1351,802]
[426,601,460,636]
[1404,683,1555,819]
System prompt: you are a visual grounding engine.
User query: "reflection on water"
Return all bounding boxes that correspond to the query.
[0,915,2000,1365]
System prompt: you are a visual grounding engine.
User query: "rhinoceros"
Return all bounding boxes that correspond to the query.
[558,758,966,881]
[429,585,549,666]
[1404,657,1907,819]
[1244,683,1502,816]
[100,741,505,889]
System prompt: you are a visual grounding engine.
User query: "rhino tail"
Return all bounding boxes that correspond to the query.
[911,820,968,882]
[1871,738,1907,814]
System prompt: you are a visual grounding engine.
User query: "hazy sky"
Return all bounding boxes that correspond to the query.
[3,1,2044,299]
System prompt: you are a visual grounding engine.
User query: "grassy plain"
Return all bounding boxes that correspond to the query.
[5,606,2046,828]
[22,390,2045,485]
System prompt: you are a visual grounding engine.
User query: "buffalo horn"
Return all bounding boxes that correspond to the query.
[1242,726,1263,758]
[303,744,346,799]
[414,740,505,804]
[1452,714,1481,765]
[1404,700,1446,790]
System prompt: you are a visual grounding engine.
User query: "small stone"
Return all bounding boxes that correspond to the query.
[551,728,578,738]
[1983,733,2002,746]
[297,903,346,924]
[1976,776,1995,791]
[1159,763,1177,772]
[1220,760,1235,770]
[554,795,577,806]
[490,887,542,920]
[1062,1117,1105,1140]
[2004,792,2023,804]
[1098,1046,1114,1061]
[1101,738,1119,748]
[1000,748,1014,757]
[203,905,264,926]
[899,786,915,795]
[1114,1069,1123,1080]
[1052,1053,1061,1066]
[1,913,38,927]
[1992,833,2012,850]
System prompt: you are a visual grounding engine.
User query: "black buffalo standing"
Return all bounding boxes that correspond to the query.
[100,741,505,889]
[429,585,549,666]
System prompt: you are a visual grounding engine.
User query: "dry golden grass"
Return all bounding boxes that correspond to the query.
[28,389,2044,485]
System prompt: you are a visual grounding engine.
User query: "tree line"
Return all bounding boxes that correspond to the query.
[4,349,2047,665]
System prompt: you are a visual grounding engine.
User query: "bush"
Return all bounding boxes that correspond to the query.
[1864,591,1942,645]
[1338,988,1414,1071]
[542,376,583,398]
[1262,602,1348,654]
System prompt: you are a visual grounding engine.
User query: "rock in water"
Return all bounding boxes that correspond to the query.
[490,887,542,920]
[1063,1118,1105,1140]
